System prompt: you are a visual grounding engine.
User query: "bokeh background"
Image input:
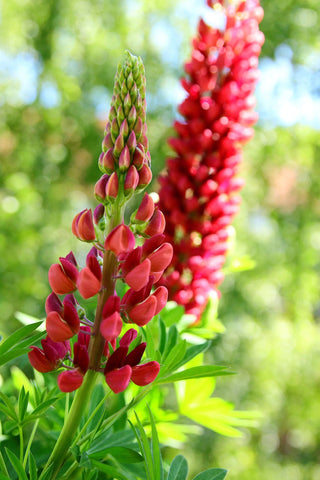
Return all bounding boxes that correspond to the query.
[1,0,320,478]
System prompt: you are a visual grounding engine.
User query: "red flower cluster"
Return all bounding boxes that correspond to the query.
[29,52,172,393]
[158,0,264,322]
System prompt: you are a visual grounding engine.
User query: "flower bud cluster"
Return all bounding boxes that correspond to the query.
[158,0,264,322]
[29,52,171,394]
[95,51,152,204]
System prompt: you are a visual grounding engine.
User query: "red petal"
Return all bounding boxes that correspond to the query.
[147,243,173,272]
[105,224,135,257]
[71,211,82,238]
[125,258,151,291]
[126,343,146,367]
[131,361,160,386]
[128,295,157,326]
[77,267,101,299]
[28,347,55,373]
[48,264,76,295]
[119,328,138,347]
[46,311,74,342]
[60,258,79,283]
[78,209,95,241]
[105,365,132,393]
[100,312,122,342]
[58,370,83,392]
[102,295,120,319]
[45,292,63,315]
[152,286,168,315]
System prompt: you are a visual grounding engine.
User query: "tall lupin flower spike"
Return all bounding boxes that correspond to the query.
[29,51,172,396]
[157,0,264,323]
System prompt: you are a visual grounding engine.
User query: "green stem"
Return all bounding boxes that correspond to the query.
[71,390,111,448]
[23,418,40,469]
[39,370,98,480]
[18,426,24,464]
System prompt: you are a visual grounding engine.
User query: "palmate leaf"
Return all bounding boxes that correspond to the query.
[192,469,228,480]
[167,455,188,480]
[177,376,259,438]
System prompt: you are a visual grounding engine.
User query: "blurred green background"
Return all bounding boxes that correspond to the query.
[1,0,320,478]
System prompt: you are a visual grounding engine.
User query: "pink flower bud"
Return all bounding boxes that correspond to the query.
[128,295,157,326]
[133,117,143,138]
[118,145,131,171]
[127,130,137,153]
[58,369,84,392]
[133,145,145,170]
[135,193,155,222]
[94,174,109,201]
[113,133,124,157]
[105,171,119,201]
[137,164,152,189]
[131,361,160,386]
[102,133,113,152]
[105,224,135,257]
[105,364,132,393]
[93,203,105,226]
[144,209,166,237]
[128,105,137,128]
[102,149,116,174]
[72,209,96,242]
[124,165,139,195]
[125,258,151,291]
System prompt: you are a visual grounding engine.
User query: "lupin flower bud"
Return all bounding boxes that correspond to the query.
[72,209,96,242]
[95,50,151,188]
[134,193,155,223]
[105,172,119,202]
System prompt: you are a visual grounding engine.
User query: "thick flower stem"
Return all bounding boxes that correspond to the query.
[39,369,98,480]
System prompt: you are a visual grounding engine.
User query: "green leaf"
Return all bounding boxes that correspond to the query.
[156,365,232,384]
[29,396,60,419]
[0,322,42,356]
[174,341,211,371]
[87,429,135,455]
[192,468,228,480]
[158,341,187,378]
[18,387,29,422]
[131,413,154,480]
[0,393,18,421]
[142,323,156,361]
[158,317,166,355]
[160,302,184,327]
[161,325,178,362]
[89,446,142,463]
[28,452,38,480]
[167,455,188,480]
[5,449,28,480]
[148,405,163,480]
[90,459,128,480]
[0,475,10,480]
